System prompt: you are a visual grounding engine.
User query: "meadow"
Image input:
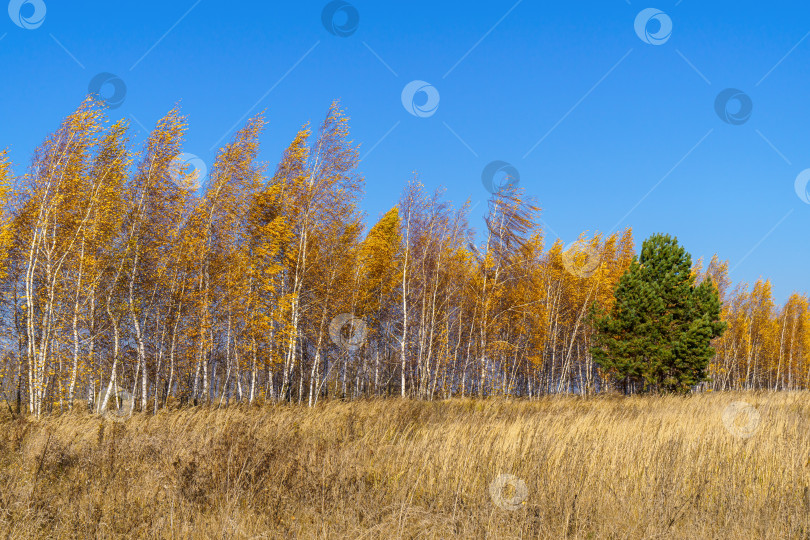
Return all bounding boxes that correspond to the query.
[0,392,807,539]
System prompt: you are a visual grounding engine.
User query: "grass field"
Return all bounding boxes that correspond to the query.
[0,392,808,539]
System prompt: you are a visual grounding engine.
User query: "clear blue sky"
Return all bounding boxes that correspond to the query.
[1,0,808,303]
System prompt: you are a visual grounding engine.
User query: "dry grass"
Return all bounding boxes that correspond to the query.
[0,392,808,539]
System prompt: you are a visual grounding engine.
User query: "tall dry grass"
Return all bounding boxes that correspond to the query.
[0,392,808,538]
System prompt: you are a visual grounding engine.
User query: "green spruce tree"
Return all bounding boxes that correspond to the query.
[590,233,726,393]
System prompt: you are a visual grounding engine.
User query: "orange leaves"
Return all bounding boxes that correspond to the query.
[358,206,401,314]
[703,269,810,390]
[4,99,810,413]
[0,150,15,282]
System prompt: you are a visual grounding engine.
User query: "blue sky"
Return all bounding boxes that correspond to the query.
[1,0,808,303]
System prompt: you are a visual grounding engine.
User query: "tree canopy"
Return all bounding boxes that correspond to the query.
[591,233,727,393]
[0,100,805,417]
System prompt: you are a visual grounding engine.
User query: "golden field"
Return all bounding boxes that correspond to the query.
[0,392,808,539]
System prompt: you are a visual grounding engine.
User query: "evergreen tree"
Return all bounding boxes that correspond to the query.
[590,233,726,393]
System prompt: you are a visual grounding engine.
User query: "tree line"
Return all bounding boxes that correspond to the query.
[0,99,806,416]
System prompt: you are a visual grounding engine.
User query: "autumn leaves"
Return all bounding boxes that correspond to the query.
[1,98,808,418]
